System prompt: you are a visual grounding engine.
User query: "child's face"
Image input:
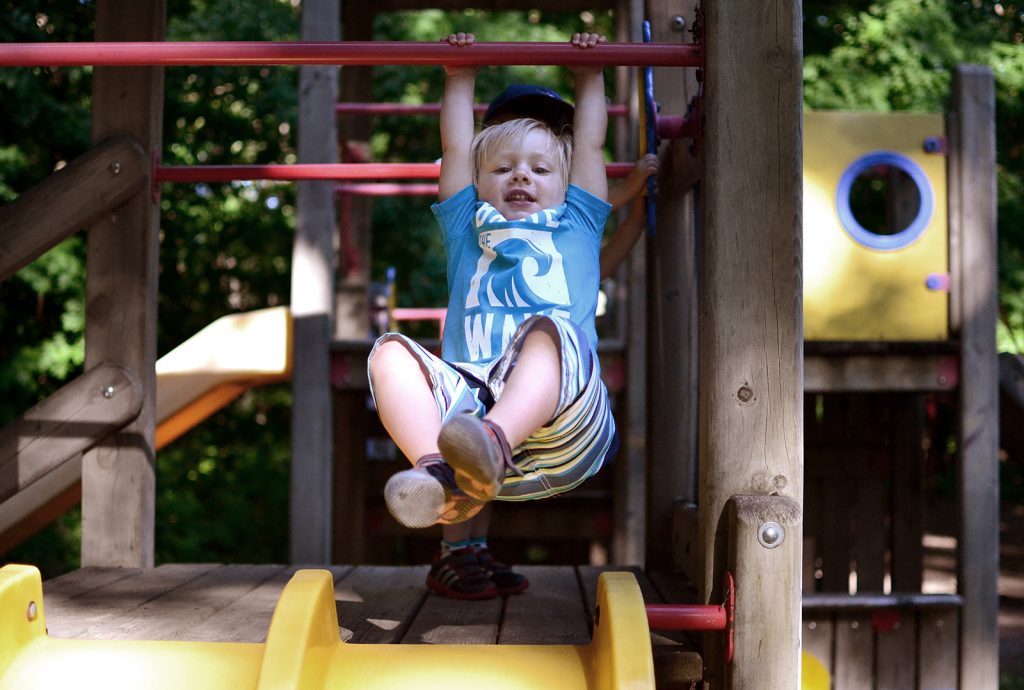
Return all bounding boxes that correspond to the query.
[476,128,567,221]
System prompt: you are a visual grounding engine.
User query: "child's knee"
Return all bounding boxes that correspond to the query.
[369,339,416,380]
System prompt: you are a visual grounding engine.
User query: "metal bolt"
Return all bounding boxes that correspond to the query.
[671,15,687,31]
[808,621,816,630]
[102,386,115,399]
[757,521,784,549]
[850,620,859,630]
[109,161,121,175]
[27,601,37,622]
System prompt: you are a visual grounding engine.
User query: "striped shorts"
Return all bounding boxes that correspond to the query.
[367,314,616,501]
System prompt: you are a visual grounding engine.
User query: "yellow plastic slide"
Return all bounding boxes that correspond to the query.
[156,306,292,449]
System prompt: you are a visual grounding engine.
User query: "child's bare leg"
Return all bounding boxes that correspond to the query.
[369,340,442,462]
[485,323,561,447]
[439,324,561,500]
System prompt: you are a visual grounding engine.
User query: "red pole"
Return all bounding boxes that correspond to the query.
[0,41,701,68]
[334,102,630,117]
[645,604,728,631]
[155,162,635,183]
[334,183,439,196]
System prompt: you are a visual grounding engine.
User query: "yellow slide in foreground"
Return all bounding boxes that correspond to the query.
[0,564,655,690]
[156,306,292,450]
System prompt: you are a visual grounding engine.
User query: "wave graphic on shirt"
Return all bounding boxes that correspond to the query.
[482,237,568,309]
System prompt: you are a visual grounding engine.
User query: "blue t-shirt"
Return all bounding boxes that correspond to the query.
[431,184,611,367]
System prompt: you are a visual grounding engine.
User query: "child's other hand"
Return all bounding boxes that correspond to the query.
[625,153,659,199]
[444,32,475,47]
[571,32,607,49]
[442,33,477,76]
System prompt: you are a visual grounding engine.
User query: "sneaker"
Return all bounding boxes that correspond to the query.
[426,547,498,600]
[437,414,517,501]
[384,455,484,529]
[476,547,529,595]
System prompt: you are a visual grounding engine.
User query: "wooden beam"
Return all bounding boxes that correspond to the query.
[290,0,338,564]
[80,0,164,568]
[0,363,141,502]
[0,137,148,283]
[950,64,999,690]
[727,495,802,688]
[698,0,803,686]
[805,353,958,392]
[644,0,702,571]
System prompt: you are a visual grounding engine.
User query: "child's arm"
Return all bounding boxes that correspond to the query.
[438,33,477,201]
[608,152,658,210]
[567,32,608,202]
[599,155,659,279]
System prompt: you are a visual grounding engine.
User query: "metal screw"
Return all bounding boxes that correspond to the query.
[850,621,859,630]
[808,621,816,630]
[757,521,784,549]
[671,15,687,31]
[102,386,115,399]
[109,161,121,175]
[27,601,37,622]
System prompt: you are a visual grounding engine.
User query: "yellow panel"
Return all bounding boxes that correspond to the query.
[804,111,948,341]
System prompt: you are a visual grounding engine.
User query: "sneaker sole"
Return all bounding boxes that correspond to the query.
[383,470,446,529]
[438,415,504,501]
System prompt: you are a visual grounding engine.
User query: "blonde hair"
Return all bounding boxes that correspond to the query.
[471,118,573,190]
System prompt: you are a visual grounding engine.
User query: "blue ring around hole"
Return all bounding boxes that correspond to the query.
[835,150,934,251]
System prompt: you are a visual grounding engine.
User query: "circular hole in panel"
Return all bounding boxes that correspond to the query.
[835,151,934,251]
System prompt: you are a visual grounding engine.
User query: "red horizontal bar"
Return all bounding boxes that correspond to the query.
[0,41,701,68]
[156,162,634,183]
[335,102,629,117]
[645,604,727,631]
[335,183,439,196]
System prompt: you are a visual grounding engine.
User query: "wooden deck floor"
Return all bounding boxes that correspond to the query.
[40,563,703,684]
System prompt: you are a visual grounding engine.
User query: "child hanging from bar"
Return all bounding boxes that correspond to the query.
[368,31,644,600]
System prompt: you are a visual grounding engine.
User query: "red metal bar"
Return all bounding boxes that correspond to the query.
[155,162,634,183]
[334,183,439,196]
[645,604,727,631]
[0,41,701,68]
[335,102,630,117]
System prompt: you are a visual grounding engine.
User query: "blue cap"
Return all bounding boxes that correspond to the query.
[483,84,574,131]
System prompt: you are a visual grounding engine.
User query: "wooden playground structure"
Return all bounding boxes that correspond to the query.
[0,0,1001,688]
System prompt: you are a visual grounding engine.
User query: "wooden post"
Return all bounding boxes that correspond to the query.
[80,0,164,568]
[643,0,702,572]
[290,0,339,564]
[728,496,802,688]
[699,0,803,687]
[950,65,999,690]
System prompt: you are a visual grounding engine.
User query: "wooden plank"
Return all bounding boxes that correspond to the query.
[875,613,916,690]
[0,364,142,502]
[890,394,924,592]
[832,614,873,690]
[0,460,81,554]
[334,565,429,644]
[80,0,165,569]
[805,354,958,393]
[44,567,141,602]
[403,592,502,645]
[99,564,285,640]
[498,566,590,645]
[698,11,802,690]
[918,608,959,689]
[950,65,1000,690]
[821,477,853,593]
[46,563,219,639]
[670,501,702,587]
[0,137,148,283]
[289,0,339,564]
[853,478,887,592]
[802,614,835,683]
[643,0,702,571]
